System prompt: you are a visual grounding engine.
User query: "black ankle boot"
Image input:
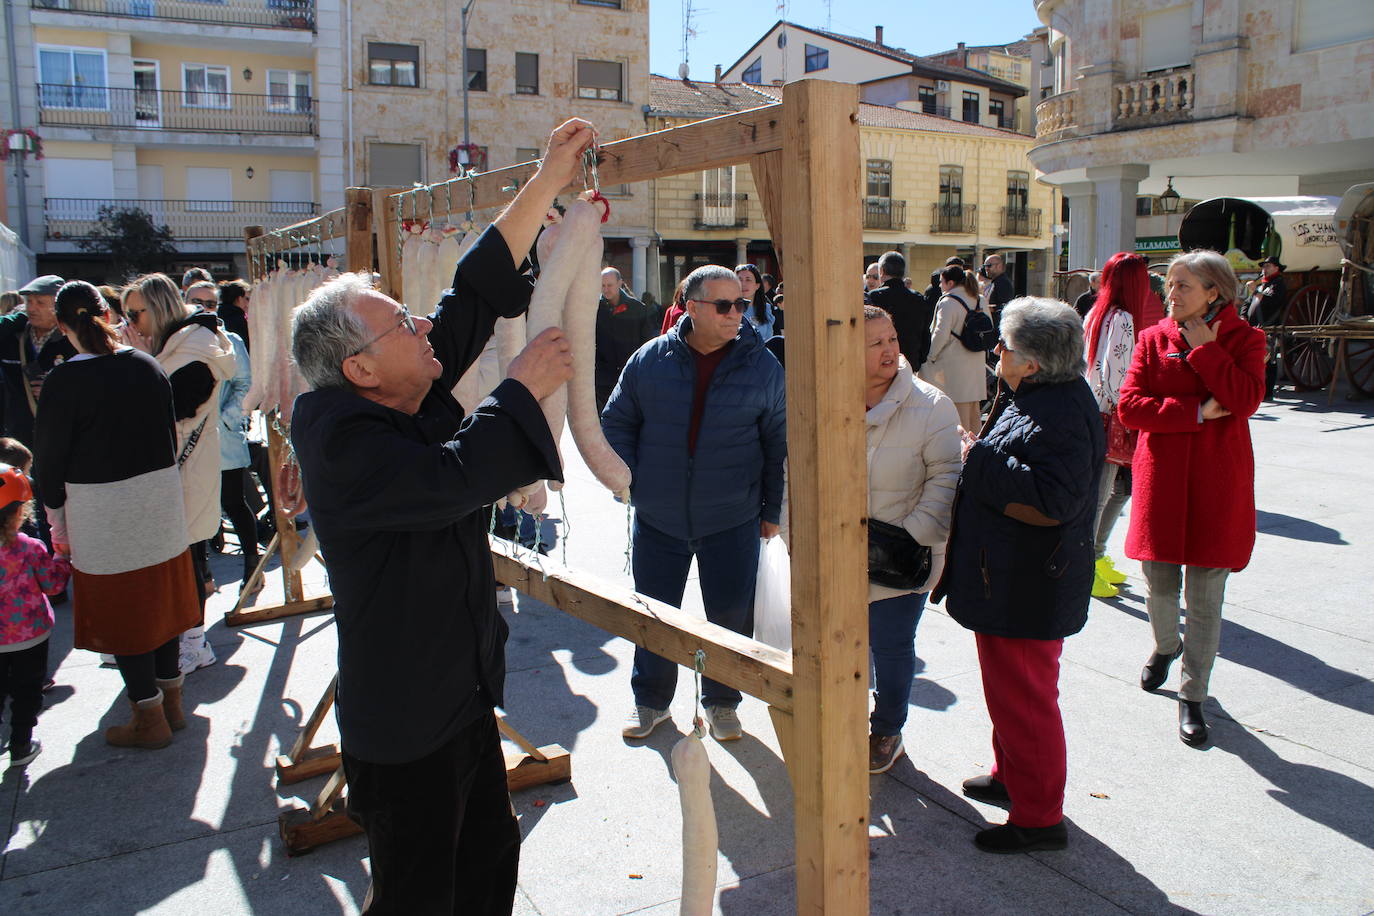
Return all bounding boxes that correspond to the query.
[1140,646,1183,691]
[1179,700,1208,747]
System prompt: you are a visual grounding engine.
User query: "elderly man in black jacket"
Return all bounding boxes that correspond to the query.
[289,118,590,916]
[868,250,934,371]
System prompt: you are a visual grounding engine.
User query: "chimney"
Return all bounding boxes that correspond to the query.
[875,25,884,46]
[714,64,722,85]
[957,41,966,64]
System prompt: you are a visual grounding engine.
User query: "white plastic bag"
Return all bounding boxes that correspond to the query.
[753,537,792,653]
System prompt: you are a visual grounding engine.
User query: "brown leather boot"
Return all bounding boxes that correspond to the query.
[156,675,186,731]
[105,690,173,749]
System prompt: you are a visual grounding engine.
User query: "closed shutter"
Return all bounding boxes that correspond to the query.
[270,170,314,214]
[1294,0,1374,52]
[369,142,422,187]
[1141,6,1192,72]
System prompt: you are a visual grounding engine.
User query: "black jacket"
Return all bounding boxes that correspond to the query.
[938,378,1104,640]
[595,291,656,397]
[0,311,78,445]
[291,226,560,765]
[218,304,250,350]
[869,278,934,370]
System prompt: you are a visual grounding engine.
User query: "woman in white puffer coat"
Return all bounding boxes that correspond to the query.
[862,303,962,775]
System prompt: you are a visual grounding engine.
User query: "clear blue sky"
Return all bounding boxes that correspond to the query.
[649,0,1045,78]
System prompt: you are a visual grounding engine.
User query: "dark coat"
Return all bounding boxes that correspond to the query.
[939,377,1105,640]
[1119,305,1265,570]
[0,311,77,445]
[595,290,656,398]
[602,317,786,540]
[290,226,560,765]
[869,278,934,370]
[218,303,250,350]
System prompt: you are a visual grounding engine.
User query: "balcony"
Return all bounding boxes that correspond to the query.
[918,104,952,119]
[37,85,317,136]
[1001,207,1042,237]
[694,192,748,230]
[45,198,318,242]
[930,203,977,235]
[863,198,906,231]
[30,0,314,30]
[1114,68,1194,129]
[1034,90,1077,139]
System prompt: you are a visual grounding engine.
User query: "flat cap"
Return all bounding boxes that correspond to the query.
[17,275,64,296]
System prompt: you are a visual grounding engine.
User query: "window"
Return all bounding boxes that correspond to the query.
[1136,196,1155,217]
[939,165,963,208]
[368,42,419,87]
[866,160,892,199]
[183,65,230,109]
[465,48,487,92]
[37,46,108,110]
[186,167,233,211]
[515,52,539,95]
[1006,171,1029,212]
[741,57,762,84]
[962,91,980,124]
[804,44,829,73]
[577,59,623,100]
[515,147,541,165]
[269,170,314,214]
[917,86,937,114]
[989,98,1006,127]
[267,70,312,113]
[703,166,735,198]
[1293,0,1374,51]
[1141,5,1191,72]
[577,0,622,6]
[369,141,422,187]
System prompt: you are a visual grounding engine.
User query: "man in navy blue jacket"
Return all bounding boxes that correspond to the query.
[602,264,786,742]
[289,119,589,915]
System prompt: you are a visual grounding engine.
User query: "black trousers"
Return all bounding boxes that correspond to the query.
[0,638,49,747]
[114,638,180,702]
[220,468,260,575]
[342,710,520,916]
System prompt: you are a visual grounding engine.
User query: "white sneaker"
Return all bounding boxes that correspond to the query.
[179,628,217,674]
[496,586,515,607]
[622,706,670,739]
[706,706,743,742]
[98,653,118,669]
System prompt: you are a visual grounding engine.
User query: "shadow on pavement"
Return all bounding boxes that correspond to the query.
[1255,510,1347,544]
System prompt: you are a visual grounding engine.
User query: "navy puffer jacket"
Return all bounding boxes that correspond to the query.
[602,317,786,540]
[938,377,1105,640]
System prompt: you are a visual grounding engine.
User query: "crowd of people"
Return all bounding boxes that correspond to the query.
[0,113,1270,911]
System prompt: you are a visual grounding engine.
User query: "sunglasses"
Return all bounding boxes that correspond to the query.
[350,306,419,356]
[996,337,1014,353]
[126,307,146,320]
[189,297,217,307]
[692,297,751,315]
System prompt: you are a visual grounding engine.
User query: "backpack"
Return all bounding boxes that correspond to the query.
[953,295,997,352]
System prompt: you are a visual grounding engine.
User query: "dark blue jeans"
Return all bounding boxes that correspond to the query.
[631,516,759,710]
[868,591,928,737]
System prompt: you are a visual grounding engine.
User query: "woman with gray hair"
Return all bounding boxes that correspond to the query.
[1119,250,1265,747]
[936,297,1104,853]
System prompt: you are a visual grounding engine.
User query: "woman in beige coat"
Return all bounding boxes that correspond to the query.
[863,304,962,774]
[124,273,237,672]
[920,266,990,433]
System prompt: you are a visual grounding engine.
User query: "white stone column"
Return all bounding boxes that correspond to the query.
[735,237,749,266]
[630,236,649,297]
[1061,180,1097,271]
[313,0,347,213]
[1086,164,1149,267]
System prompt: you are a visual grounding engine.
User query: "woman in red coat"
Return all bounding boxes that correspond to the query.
[1118,250,1266,747]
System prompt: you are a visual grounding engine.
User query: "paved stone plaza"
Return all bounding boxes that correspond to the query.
[1,386,1371,915]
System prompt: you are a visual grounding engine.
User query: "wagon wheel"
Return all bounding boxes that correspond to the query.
[1279,285,1337,390]
[1345,339,1374,397]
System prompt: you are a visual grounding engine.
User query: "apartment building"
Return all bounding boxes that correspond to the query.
[647,76,1055,301]
[1030,0,1374,270]
[2,0,346,279]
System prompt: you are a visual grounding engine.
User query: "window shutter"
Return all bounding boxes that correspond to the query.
[1141,6,1192,72]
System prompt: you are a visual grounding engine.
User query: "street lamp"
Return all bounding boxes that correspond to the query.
[1158,176,1181,214]
[460,0,477,157]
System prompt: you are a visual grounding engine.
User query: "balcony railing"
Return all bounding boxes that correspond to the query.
[864,198,906,231]
[1001,206,1042,237]
[45,198,318,241]
[37,84,317,136]
[931,203,977,235]
[31,0,315,30]
[1034,89,1077,138]
[1114,68,1193,128]
[694,192,748,230]
[918,104,952,119]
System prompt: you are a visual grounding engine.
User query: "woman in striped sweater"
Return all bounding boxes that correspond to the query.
[35,281,201,749]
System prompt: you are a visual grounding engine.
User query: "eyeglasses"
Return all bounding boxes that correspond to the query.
[996,337,1014,353]
[189,297,217,307]
[692,297,751,315]
[350,306,418,356]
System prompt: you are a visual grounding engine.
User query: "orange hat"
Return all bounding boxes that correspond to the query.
[0,463,33,507]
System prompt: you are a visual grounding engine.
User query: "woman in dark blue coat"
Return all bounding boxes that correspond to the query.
[937,297,1104,854]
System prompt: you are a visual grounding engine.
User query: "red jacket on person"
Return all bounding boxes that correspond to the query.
[1118,304,1266,571]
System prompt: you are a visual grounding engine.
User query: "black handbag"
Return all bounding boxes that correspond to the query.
[867,518,932,590]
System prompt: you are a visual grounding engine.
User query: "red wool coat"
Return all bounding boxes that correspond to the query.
[1118,305,1266,570]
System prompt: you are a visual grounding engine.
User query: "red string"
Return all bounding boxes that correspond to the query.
[588,190,611,223]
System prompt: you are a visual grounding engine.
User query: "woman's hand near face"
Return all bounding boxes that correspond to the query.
[1180,314,1219,348]
[959,427,977,462]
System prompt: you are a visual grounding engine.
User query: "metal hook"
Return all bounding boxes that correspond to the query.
[466,168,476,224]
[446,177,454,223]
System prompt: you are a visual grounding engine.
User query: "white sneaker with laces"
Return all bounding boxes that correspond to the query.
[622,706,670,739]
[179,627,217,674]
[706,705,743,741]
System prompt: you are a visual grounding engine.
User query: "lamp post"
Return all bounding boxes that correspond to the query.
[1158,176,1181,214]
[460,0,477,156]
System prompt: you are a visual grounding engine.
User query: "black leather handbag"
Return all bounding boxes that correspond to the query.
[867,518,932,590]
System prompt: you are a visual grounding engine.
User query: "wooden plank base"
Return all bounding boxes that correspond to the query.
[225,594,335,627]
[275,745,342,786]
[504,744,571,793]
[280,800,363,856]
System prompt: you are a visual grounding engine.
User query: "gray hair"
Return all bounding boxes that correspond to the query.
[1168,250,1239,305]
[999,297,1085,384]
[600,266,622,280]
[290,272,374,390]
[682,264,738,304]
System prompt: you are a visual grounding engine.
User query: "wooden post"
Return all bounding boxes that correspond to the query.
[372,188,403,299]
[345,187,373,273]
[750,151,786,266]
[243,226,265,280]
[779,80,869,915]
[267,420,304,604]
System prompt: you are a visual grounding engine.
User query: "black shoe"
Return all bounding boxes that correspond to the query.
[962,774,1011,807]
[1179,699,1209,747]
[1140,646,1183,692]
[49,588,68,607]
[974,821,1068,853]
